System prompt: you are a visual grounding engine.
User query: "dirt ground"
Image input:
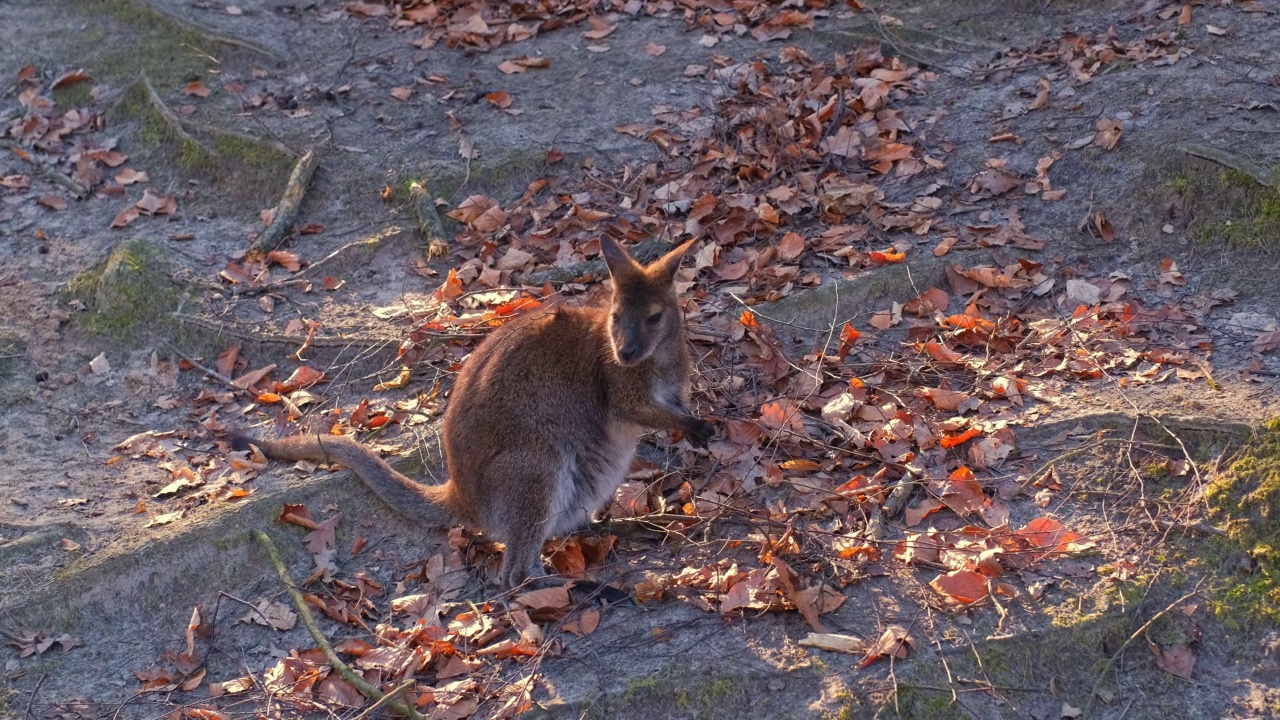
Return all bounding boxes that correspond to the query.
[2,0,1280,718]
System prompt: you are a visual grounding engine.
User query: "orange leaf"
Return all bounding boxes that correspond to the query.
[929,569,988,604]
[275,365,324,392]
[939,427,982,448]
[434,268,463,301]
[485,91,512,109]
[923,341,962,363]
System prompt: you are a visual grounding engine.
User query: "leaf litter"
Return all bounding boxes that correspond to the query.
[94,1,1257,716]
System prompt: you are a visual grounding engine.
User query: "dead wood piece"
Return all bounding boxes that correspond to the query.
[252,149,318,253]
[253,529,425,720]
[1179,142,1280,191]
[867,476,919,541]
[408,181,450,258]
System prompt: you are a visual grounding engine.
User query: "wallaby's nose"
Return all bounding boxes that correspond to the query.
[619,345,640,363]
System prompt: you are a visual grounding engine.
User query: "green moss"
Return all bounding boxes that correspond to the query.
[67,0,221,87]
[107,82,294,206]
[623,675,659,699]
[67,239,179,338]
[1197,420,1280,626]
[51,83,94,110]
[1169,164,1280,250]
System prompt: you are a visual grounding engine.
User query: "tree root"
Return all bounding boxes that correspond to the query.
[1179,142,1280,191]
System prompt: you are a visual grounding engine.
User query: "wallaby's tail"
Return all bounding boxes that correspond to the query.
[232,433,457,527]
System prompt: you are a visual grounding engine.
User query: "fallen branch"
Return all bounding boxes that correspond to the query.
[252,149,319,254]
[352,679,416,720]
[253,529,424,720]
[232,233,380,296]
[158,339,237,388]
[0,140,89,199]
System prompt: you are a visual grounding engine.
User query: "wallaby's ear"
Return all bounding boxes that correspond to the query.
[600,235,641,283]
[647,239,695,284]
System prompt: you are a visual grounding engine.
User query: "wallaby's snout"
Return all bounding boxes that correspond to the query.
[617,340,642,364]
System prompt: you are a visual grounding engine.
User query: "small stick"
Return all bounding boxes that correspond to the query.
[1082,579,1203,719]
[253,530,424,720]
[352,679,416,720]
[252,149,318,254]
[232,234,381,296]
[23,673,45,720]
[0,141,89,199]
[158,339,237,388]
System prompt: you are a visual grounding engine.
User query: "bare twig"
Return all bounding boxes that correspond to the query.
[23,673,45,720]
[158,339,237,388]
[1083,578,1204,719]
[253,529,425,720]
[352,679,416,720]
[252,149,319,253]
[231,233,383,296]
[0,141,88,199]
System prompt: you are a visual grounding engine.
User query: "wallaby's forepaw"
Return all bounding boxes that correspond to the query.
[684,418,715,447]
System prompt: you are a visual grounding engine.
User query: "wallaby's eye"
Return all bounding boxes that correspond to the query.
[647,312,663,325]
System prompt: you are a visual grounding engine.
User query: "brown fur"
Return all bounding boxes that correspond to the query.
[236,237,711,588]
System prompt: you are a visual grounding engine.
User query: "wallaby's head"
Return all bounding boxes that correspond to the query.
[600,236,695,367]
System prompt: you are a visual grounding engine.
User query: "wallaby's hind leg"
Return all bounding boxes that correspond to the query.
[496,530,548,589]
[481,464,561,590]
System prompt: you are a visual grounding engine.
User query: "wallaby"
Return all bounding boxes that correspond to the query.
[235,236,712,588]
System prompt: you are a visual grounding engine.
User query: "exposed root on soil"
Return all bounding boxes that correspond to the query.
[137,0,283,63]
[135,74,215,159]
[253,529,426,720]
[1179,142,1280,191]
